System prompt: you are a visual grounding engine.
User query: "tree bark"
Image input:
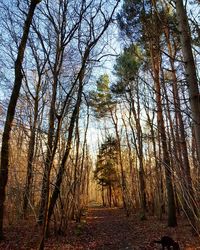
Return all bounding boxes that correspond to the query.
[150,36,177,226]
[23,84,39,215]
[164,23,198,228]
[176,0,200,165]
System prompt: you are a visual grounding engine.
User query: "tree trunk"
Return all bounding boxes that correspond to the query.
[38,54,87,247]
[38,73,57,224]
[0,0,41,240]
[121,115,136,210]
[164,23,198,228]
[176,0,200,165]
[73,117,80,221]
[150,38,177,226]
[110,108,129,215]
[145,109,163,219]
[23,89,39,215]
[128,87,146,219]
[77,104,90,219]
[47,82,83,224]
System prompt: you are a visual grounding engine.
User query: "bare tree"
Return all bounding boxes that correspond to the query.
[0,0,41,240]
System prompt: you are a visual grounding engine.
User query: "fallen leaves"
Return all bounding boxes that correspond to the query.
[0,207,200,249]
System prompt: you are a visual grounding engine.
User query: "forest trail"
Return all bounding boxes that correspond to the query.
[0,206,200,249]
[77,207,200,250]
[83,207,135,249]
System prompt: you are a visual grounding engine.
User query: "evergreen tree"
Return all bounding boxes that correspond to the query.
[94,135,120,207]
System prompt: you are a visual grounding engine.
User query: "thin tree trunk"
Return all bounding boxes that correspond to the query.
[38,73,57,224]
[109,185,112,207]
[145,109,163,218]
[39,57,87,248]
[23,87,39,215]
[102,186,105,206]
[110,108,128,214]
[47,82,83,225]
[78,104,90,216]
[0,0,41,240]
[121,115,136,209]
[150,36,177,226]
[128,87,147,219]
[72,117,80,221]
[164,23,198,228]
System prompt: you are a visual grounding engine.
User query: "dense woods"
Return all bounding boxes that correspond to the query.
[0,0,200,249]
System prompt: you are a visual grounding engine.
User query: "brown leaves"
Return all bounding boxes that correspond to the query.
[0,208,200,249]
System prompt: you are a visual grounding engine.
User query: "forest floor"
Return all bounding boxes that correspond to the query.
[0,205,200,249]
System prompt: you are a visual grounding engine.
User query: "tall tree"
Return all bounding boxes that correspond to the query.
[112,45,147,219]
[175,0,200,167]
[161,5,198,224]
[0,0,41,240]
[117,0,177,226]
[23,38,47,216]
[90,74,130,213]
[175,0,200,231]
[37,0,83,224]
[38,2,120,247]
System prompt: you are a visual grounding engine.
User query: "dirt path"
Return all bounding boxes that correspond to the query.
[84,207,134,249]
[59,207,200,249]
[0,207,200,249]
[70,207,200,250]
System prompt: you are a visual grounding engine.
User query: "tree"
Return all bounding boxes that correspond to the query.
[23,37,47,216]
[0,0,41,240]
[175,0,200,232]
[37,0,84,225]
[89,73,115,118]
[94,135,120,207]
[112,45,147,219]
[117,0,177,226]
[89,73,131,213]
[176,0,200,169]
[37,1,120,248]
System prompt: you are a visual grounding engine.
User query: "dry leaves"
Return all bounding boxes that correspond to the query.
[0,207,200,249]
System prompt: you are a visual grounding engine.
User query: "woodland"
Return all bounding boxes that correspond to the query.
[0,0,200,249]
